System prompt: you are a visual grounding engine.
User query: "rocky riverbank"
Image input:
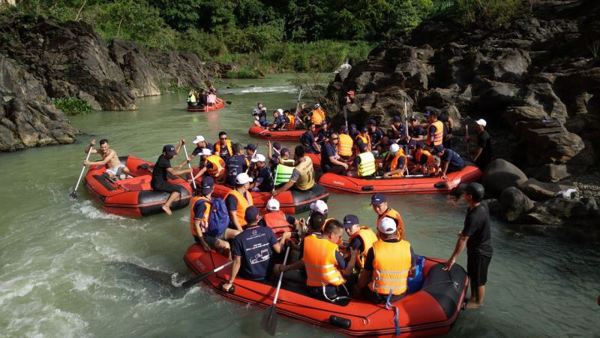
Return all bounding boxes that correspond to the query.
[326,0,600,237]
[0,15,220,151]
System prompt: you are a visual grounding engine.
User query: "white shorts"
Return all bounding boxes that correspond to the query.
[106,164,125,176]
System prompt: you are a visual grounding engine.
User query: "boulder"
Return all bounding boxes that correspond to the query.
[518,178,566,200]
[482,159,528,196]
[516,119,585,166]
[478,48,531,83]
[499,186,536,222]
[504,105,548,127]
[525,163,571,182]
[521,83,568,123]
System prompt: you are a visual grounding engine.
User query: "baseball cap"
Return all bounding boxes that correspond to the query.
[200,176,214,195]
[370,193,387,206]
[266,198,280,211]
[367,118,376,125]
[314,103,320,108]
[245,144,257,151]
[377,217,397,234]
[476,119,487,127]
[392,115,402,122]
[361,126,368,133]
[244,206,259,224]
[201,148,212,156]
[342,215,359,229]
[433,145,445,154]
[192,135,205,144]
[277,108,284,114]
[272,142,282,151]
[235,172,253,185]
[390,143,400,154]
[309,200,328,215]
[163,145,176,156]
[251,154,266,163]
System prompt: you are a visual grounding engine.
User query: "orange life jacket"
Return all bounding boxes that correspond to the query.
[389,149,407,177]
[303,234,345,287]
[427,120,444,146]
[190,196,210,237]
[348,226,378,268]
[263,210,293,237]
[206,155,226,178]
[369,240,412,295]
[311,107,326,125]
[414,149,436,174]
[214,139,233,157]
[337,133,354,157]
[286,113,296,129]
[225,189,254,228]
[377,208,405,240]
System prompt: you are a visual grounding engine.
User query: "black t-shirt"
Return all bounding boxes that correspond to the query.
[369,128,384,146]
[231,226,278,280]
[301,131,319,153]
[151,155,171,187]
[321,142,337,167]
[226,155,247,186]
[254,167,274,192]
[462,204,493,257]
[477,131,492,162]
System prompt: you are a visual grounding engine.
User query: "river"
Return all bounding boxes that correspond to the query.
[0,74,598,337]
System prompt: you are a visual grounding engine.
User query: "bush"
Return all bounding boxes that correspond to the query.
[52,97,93,115]
[453,0,526,28]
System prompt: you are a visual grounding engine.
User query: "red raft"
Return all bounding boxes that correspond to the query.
[210,183,329,215]
[187,98,225,112]
[84,156,192,217]
[184,244,468,337]
[319,165,482,194]
[248,125,306,141]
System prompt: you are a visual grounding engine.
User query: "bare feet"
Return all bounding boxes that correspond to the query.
[466,302,482,309]
[162,205,172,215]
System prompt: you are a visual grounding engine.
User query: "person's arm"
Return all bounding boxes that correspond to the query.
[357,269,372,290]
[444,233,469,270]
[272,242,282,254]
[194,221,212,252]
[267,140,273,160]
[276,259,305,275]
[222,255,241,291]
[192,166,207,180]
[85,139,98,154]
[440,160,450,179]
[384,158,406,178]
[167,166,193,177]
[472,147,483,162]
[340,249,357,276]
[175,139,184,155]
[85,149,115,166]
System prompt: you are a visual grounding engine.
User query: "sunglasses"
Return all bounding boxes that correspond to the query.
[331,137,339,140]
[220,137,227,140]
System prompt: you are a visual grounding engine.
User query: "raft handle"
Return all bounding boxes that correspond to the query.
[361,185,374,191]
[329,315,351,329]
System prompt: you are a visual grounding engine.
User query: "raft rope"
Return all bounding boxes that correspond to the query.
[385,290,401,336]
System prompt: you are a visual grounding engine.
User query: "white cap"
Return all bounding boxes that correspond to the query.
[377,217,397,235]
[277,108,284,114]
[310,200,328,215]
[266,198,280,211]
[314,103,320,108]
[475,119,487,127]
[251,154,266,163]
[201,148,212,156]
[192,135,205,144]
[235,172,253,185]
[390,143,400,154]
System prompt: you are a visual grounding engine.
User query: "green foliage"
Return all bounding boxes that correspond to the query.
[450,0,526,28]
[52,97,93,115]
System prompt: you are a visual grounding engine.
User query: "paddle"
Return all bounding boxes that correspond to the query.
[173,260,234,288]
[261,245,291,336]
[182,143,197,191]
[293,87,304,129]
[70,145,94,199]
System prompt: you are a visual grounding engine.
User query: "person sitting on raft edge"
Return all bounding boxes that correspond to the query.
[84,138,131,180]
[151,141,192,215]
[221,206,289,292]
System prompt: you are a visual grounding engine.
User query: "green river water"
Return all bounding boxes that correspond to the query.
[1,74,598,337]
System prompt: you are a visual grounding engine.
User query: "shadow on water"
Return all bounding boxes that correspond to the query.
[106,261,193,298]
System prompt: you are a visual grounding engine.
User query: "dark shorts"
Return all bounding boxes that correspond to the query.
[152,183,182,194]
[366,289,406,304]
[308,283,350,302]
[324,164,346,175]
[194,233,225,248]
[467,254,491,287]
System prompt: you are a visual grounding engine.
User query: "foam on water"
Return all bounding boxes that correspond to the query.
[220,85,297,94]
[71,200,125,220]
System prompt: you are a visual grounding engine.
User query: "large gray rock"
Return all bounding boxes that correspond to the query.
[482,159,528,196]
[516,119,585,166]
[518,178,566,200]
[499,186,536,222]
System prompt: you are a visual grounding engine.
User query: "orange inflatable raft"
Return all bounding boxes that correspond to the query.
[248,125,306,141]
[187,98,225,112]
[318,165,482,194]
[183,244,468,337]
[84,156,192,217]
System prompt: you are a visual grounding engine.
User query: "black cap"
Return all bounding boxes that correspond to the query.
[244,206,259,223]
[201,176,214,195]
[392,115,402,122]
[272,142,282,150]
[343,215,359,228]
[371,193,387,206]
[245,144,257,151]
[361,126,368,132]
[163,144,176,156]
[433,145,445,154]
[367,118,376,125]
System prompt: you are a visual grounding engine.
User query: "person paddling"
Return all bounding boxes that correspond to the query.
[84,138,130,180]
[151,141,192,215]
[444,182,492,309]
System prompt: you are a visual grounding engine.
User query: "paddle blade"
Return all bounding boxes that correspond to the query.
[69,191,77,199]
[261,305,278,336]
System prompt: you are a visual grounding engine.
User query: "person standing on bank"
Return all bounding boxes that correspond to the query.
[151,141,192,215]
[471,119,493,170]
[444,182,492,309]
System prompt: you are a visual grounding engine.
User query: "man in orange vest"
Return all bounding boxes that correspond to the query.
[356,217,415,303]
[342,215,378,271]
[214,131,233,160]
[258,198,301,238]
[425,111,444,147]
[371,194,405,240]
[383,143,407,178]
[190,176,239,256]
[277,220,357,302]
[225,173,254,231]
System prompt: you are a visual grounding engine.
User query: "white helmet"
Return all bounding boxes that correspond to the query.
[390,143,400,154]
[266,199,280,211]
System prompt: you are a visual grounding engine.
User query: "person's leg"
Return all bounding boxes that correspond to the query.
[162,191,180,215]
[466,254,478,304]
[214,239,231,259]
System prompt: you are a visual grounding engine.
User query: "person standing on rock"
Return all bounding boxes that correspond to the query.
[470,119,493,170]
[151,141,192,215]
[84,138,130,180]
[444,182,492,309]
